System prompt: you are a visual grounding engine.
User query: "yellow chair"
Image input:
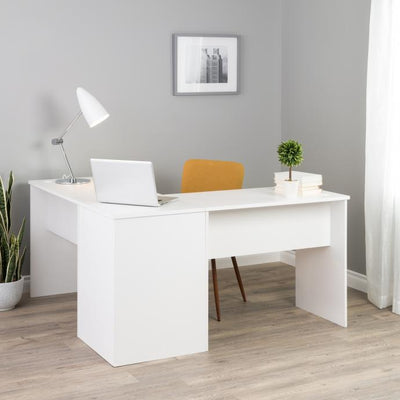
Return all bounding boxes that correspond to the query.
[181,159,247,321]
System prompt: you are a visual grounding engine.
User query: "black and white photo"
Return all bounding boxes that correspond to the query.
[173,35,238,95]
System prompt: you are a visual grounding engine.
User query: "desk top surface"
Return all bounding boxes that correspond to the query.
[29,179,350,219]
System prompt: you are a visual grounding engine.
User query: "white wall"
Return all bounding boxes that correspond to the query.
[1,0,372,276]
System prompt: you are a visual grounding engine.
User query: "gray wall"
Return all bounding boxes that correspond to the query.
[1,0,372,276]
[282,0,371,274]
[0,0,282,274]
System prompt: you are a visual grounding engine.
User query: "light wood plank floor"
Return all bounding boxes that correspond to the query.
[1,262,400,400]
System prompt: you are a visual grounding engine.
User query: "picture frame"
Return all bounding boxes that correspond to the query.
[173,34,239,96]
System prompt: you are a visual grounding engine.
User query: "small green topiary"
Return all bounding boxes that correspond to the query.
[277,140,304,181]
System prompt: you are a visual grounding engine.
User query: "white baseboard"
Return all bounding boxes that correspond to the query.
[212,252,367,294]
[23,253,367,293]
[210,252,281,269]
[211,251,295,269]
[279,251,367,293]
[347,269,367,293]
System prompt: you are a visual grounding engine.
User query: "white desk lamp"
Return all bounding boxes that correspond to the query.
[52,87,110,185]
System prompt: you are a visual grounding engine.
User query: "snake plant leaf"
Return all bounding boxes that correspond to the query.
[5,238,17,283]
[13,236,20,281]
[0,175,8,233]
[0,211,6,238]
[1,234,9,271]
[16,246,26,281]
[5,252,16,282]
[7,171,13,195]
[1,231,8,282]
[0,246,2,282]
[13,234,19,262]
[17,218,25,248]
[6,171,13,231]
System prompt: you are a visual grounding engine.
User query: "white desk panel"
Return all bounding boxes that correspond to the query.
[30,186,77,297]
[29,179,349,219]
[296,200,348,327]
[208,202,330,259]
[29,180,349,365]
[78,208,208,366]
[46,194,77,244]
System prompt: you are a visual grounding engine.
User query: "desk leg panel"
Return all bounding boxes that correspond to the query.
[77,208,116,364]
[30,187,77,297]
[77,208,208,367]
[113,212,208,366]
[296,200,347,327]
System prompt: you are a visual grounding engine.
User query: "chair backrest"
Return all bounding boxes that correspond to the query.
[181,159,244,193]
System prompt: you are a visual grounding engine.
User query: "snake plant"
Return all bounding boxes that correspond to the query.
[0,171,26,283]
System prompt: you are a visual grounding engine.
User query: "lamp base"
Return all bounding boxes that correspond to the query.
[55,178,91,185]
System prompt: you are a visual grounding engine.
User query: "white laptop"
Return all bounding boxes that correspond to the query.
[90,159,177,207]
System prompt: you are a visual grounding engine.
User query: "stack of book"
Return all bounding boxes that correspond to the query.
[274,171,323,196]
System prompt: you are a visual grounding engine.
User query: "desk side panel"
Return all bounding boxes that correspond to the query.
[296,200,347,327]
[77,207,115,365]
[30,186,77,297]
[113,212,208,366]
[207,203,331,259]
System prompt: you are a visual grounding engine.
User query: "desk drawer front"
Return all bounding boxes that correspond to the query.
[207,203,331,259]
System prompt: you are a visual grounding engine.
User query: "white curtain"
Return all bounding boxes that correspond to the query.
[365,0,400,313]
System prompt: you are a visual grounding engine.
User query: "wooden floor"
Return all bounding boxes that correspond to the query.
[1,263,400,400]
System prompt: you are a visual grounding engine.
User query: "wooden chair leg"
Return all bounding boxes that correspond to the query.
[231,256,247,302]
[211,259,221,321]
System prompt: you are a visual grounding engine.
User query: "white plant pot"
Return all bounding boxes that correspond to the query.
[283,180,299,198]
[0,277,24,311]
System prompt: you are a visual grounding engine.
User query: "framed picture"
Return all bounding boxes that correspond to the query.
[173,34,239,95]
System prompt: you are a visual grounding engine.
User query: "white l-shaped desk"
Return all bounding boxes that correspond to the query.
[29,180,349,367]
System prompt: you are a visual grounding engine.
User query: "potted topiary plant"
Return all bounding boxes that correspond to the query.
[277,139,304,197]
[0,171,26,311]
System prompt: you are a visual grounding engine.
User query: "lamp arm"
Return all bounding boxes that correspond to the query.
[51,111,83,184]
[51,111,83,145]
[59,142,77,184]
[60,110,83,140]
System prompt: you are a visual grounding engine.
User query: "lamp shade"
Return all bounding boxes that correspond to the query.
[76,87,110,128]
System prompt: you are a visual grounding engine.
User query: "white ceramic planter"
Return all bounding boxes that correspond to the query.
[0,277,24,311]
[283,180,299,198]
